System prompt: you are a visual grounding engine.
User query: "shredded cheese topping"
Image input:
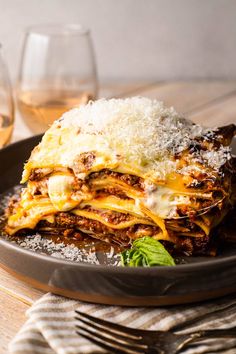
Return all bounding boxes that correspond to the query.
[199,146,232,171]
[59,97,208,162]
[58,97,231,172]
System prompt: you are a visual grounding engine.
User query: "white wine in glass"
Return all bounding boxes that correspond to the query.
[17,24,98,134]
[0,47,14,148]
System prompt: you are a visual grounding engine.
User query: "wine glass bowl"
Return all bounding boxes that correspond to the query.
[0,47,14,148]
[17,24,98,134]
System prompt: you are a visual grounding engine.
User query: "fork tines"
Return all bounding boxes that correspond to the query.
[75,310,147,354]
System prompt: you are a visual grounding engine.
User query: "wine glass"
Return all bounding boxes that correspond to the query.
[0,46,14,148]
[17,24,98,134]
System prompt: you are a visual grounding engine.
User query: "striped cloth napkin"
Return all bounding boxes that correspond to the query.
[9,292,236,354]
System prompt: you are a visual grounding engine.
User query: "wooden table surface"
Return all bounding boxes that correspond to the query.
[1,80,236,353]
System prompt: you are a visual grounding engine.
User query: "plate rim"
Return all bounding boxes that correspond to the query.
[1,235,236,274]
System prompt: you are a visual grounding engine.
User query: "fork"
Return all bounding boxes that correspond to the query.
[75,311,236,354]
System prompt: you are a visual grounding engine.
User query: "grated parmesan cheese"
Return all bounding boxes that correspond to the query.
[200,146,231,171]
[59,97,210,164]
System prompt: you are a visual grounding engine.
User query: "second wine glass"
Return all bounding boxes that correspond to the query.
[0,46,14,148]
[17,24,98,134]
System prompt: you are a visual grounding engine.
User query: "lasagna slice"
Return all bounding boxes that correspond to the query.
[5,97,236,255]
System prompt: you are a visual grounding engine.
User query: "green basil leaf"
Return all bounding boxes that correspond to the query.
[121,236,175,267]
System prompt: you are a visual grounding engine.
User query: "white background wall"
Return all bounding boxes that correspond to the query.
[1,0,236,82]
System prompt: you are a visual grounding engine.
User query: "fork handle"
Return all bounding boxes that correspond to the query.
[189,327,236,340]
[174,328,236,353]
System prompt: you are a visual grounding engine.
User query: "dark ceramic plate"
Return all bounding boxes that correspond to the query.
[0,135,236,306]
